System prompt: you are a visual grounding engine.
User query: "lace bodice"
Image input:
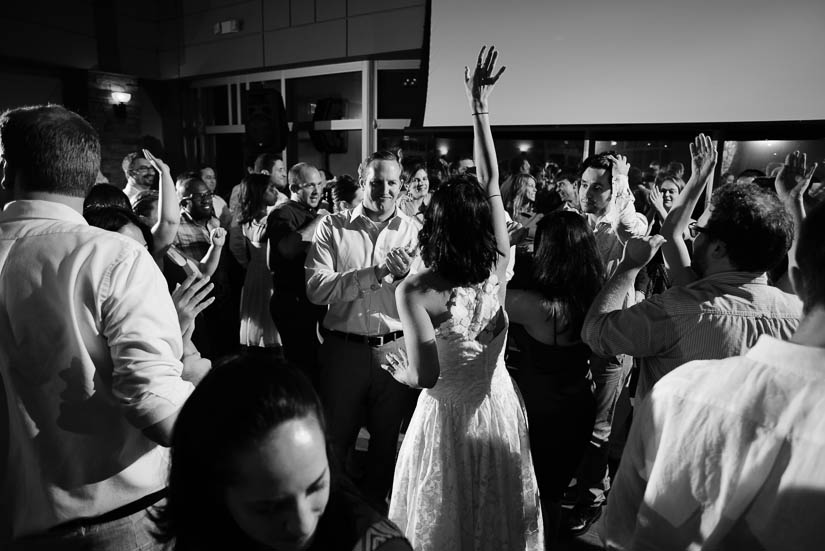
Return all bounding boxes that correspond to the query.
[429,275,508,401]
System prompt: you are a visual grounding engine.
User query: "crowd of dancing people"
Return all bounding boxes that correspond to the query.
[2,45,825,551]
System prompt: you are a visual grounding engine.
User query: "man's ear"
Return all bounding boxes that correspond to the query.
[709,239,728,260]
[789,265,806,300]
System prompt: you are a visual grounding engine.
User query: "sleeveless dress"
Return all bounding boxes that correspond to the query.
[238,219,281,348]
[388,276,544,551]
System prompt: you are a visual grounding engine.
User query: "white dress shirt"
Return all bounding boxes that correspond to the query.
[0,200,192,539]
[305,204,419,336]
[605,335,825,550]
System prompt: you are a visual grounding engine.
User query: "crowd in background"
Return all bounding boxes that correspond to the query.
[3,46,825,551]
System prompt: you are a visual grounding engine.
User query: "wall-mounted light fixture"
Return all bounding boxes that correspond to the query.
[111,91,131,118]
[213,19,242,35]
[111,91,132,104]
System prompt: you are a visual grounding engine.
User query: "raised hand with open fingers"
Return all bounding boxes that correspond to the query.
[464,45,506,111]
[689,133,717,180]
[143,149,170,175]
[776,150,818,207]
[171,273,215,338]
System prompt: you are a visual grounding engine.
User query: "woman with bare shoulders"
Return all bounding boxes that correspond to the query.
[382,47,544,551]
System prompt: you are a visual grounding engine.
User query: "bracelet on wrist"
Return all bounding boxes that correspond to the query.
[472,112,489,116]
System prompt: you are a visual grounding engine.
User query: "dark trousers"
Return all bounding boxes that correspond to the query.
[575,353,632,508]
[270,292,324,387]
[318,333,417,511]
[516,367,596,543]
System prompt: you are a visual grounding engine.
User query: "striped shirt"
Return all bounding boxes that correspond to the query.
[582,271,802,399]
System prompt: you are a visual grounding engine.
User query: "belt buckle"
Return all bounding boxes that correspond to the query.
[371,334,384,347]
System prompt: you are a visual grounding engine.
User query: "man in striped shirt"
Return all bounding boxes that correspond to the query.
[582,180,802,400]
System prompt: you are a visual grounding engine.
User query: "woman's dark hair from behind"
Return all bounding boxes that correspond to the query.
[331,174,359,209]
[237,173,271,226]
[84,183,131,212]
[83,206,154,251]
[419,175,503,286]
[154,355,328,550]
[532,211,605,331]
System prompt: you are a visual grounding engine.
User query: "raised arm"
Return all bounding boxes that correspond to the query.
[198,227,226,277]
[144,149,180,257]
[464,45,509,290]
[660,134,716,286]
[775,150,817,294]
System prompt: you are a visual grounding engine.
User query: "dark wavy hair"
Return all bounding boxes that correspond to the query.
[154,355,329,550]
[330,174,359,211]
[237,173,271,226]
[419,175,503,286]
[0,105,100,198]
[83,206,154,251]
[531,211,605,332]
[704,182,793,272]
[578,151,617,183]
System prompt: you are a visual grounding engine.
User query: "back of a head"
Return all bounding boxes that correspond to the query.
[83,183,131,213]
[160,355,324,549]
[83,206,153,249]
[419,175,502,286]
[706,182,793,273]
[0,105,100,198]
[532,210,605,328]
[238,173,271,224]
[253,152,278,174]
[331,174,358,206]
[795,202,825,313]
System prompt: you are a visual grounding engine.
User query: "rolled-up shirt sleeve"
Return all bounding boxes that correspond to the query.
[582,294,674,359]
[305,214,382,306]
[100,246,193,430]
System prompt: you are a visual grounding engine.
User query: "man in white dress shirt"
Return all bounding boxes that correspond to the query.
[306,150,418,511]
[0,105,199,550]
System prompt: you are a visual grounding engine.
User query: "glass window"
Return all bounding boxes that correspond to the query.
[721,139,825,182]
[377,69,424,119]
[288,130,363,180]
[286,73,361,123]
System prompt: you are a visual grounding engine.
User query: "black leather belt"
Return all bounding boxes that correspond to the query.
[324,328,404,347]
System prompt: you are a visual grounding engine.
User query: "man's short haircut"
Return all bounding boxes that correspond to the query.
[121,151,145,178]
[253,152,280,174]
[358,150,401,183]
[0,105,100,198]
[705,182,793,273]
[288,162,317,191]
[578,151,617,184]
[176,174,206,202]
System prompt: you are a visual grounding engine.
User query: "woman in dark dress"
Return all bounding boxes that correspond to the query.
[154,355,412,551]
[505,210,605,545]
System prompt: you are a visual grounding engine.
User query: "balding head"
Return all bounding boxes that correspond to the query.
[288,162,323,209]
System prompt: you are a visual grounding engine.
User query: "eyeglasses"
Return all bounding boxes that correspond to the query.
[298,182,325,191]
[183,192,214,202]
[688,222,710,238]
[132,166,155,174]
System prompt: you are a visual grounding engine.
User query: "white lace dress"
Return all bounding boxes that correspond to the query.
[389,276,544,551]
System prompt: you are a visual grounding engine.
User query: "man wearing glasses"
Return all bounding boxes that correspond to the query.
[267,163,328,383]
[174,175,234,359]
[122,151,156,205]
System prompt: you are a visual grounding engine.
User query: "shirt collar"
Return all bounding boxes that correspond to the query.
[746,334,825,375]
[349,203,411,225]
[1,199,87,225]
[690,271,769,287]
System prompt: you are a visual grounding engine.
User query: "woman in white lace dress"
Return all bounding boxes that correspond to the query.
[382,46,544,551]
